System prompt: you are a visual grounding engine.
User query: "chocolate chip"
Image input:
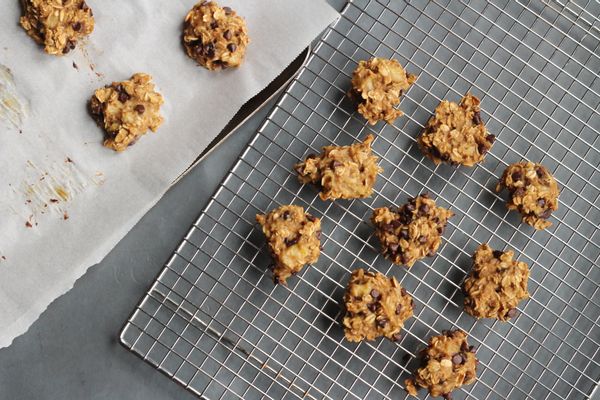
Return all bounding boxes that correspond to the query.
[437,226,444,234]
[507,308,518,318]
[204,43,215,58]
[493,250,503,259]
[400,229,409,240]
[421,193,430,199]
[367,303,377,312]
[400,288,407,296]
[405,203,415,213]
[401,254,410,265]
[376,318,388,328]
[513,187,525,197]
[118,90,130,103]
[389,243,399,253]
[382,223,395,233]
[210,21,218,29]
[390,219,402,229]
[273,275,280,284]
[227,43,237,52]
[315,230,321,240]
[72,22,82,31]
[392,333,402,342]
[81,2,89,10]
[89,97,103,115]
[134,104,145,114]
[478,144,488,155]
[536,167,546,178]
[473,111,482,125]
[540,209,553,219]
[452,354,463,364]
[511,171,522,181]
[223,30,232,40]
[468,345,476,353]
[331,160,342,169]
[443,392,453,400]
[294,165,304,175]
[427,250,436,257]
[282,211,290,220]
[486,134,496,143]
[537,198,546,208]
[395,304,402,315]
[285,236,299,247]
[419,204,429,215]
[223,6,232,14]
[418,235,427,244]
[306,214,316,222]
[370,289,380,300]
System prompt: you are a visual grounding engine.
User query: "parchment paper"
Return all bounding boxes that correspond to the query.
[0,0,338,348]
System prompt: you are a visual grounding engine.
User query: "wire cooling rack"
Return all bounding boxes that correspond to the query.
[120,0,600,399]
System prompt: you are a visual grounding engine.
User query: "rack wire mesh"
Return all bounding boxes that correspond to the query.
[120,0,600,399]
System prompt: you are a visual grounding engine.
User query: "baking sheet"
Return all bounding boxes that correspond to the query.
[0,0,339,348]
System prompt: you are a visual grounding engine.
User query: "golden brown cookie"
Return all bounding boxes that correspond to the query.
[256,205,321,285]
[350,58,416,125]
[343,269,414,342]
[294,134,383,200]
[418,93,495,166]
[463,244,529,321]
[405,330,478,399]
[89,73,164,152]
[372,194,454,267]
[496,162,560,229]
[20,0,94,56]
[182,1,249,70]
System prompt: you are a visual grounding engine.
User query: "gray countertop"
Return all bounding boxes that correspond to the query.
[0,93,279,400]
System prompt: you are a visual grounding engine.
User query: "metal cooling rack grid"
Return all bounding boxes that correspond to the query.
[120,0,600,399]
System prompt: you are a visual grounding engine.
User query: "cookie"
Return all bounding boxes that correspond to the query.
[182,1,249,70]
[463,244,529,321]
[20,0,94,56]
[496,162,560,230]
[89,73,164,152]
[350,58,416,125]
[418,93,495,166]
[372,194,454,267]
[343,269,414,342]
[405,330,478,399]
[294,134,383,200]
[256,205,321,285]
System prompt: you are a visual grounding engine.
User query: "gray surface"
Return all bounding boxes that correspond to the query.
[0,94,279,400]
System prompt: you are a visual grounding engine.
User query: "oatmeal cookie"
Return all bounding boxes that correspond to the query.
[463,244,529,321]
[20,0,94,56]
[496,162,560,229]
[256,205,321,285]
[418,93,495,166]
[350,58,416,125]
[343,269,414,342]
[294,134,383,200]
[89,73,164,152]
[182,1,249,70]
[405,330,478,399]
[372,194,454,267]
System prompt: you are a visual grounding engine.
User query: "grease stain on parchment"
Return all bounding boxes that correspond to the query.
[0,64,28,130]
[4,157,106,228]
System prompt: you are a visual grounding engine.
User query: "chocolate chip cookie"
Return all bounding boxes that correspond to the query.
[343,269,414,342]
[463,244,529,321]
[294,134,383,200]
[20,0,94,56]
[350,58,416,125]
[496,162,560,230]
[405,330,478,399]
[89,73,164,152]
[182,1,249,70]
[256,205,321,285]
[418,93,495,166]
[372,194,454,267]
